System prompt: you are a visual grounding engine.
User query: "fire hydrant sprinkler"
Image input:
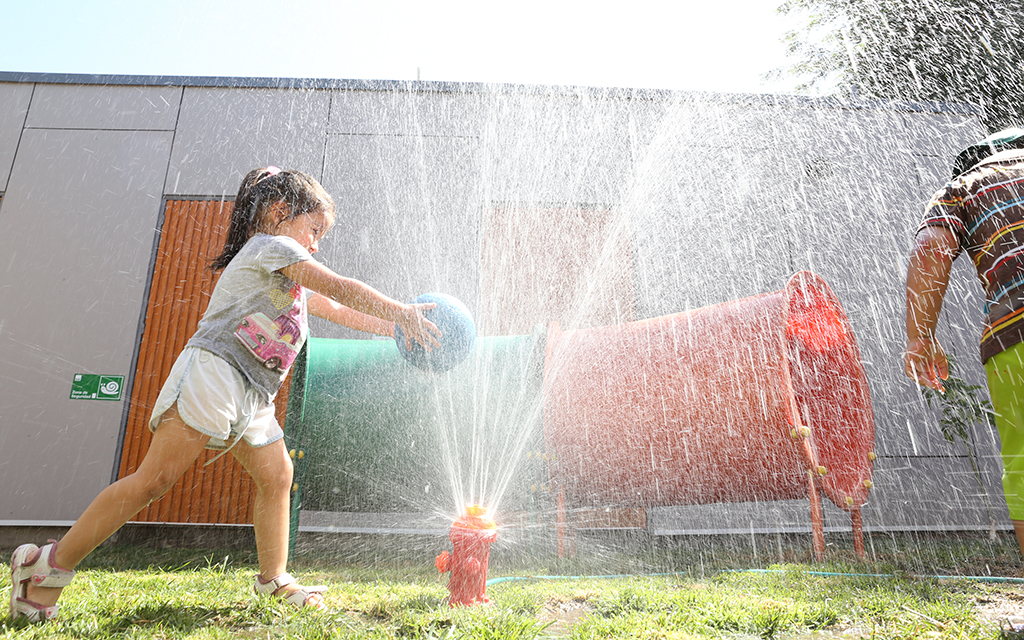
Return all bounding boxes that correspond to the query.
[435,505,497,606]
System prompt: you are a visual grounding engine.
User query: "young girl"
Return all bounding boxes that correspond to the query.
[9,167,441,622]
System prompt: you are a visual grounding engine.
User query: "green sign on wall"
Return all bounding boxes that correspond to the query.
[70,374,125,401]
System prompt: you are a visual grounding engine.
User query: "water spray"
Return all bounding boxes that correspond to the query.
[435,505,498,606]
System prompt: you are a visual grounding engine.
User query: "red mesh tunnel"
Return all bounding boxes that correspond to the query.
[541,271,875,557]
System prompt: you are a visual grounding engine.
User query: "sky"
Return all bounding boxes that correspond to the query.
[0,0,809,96]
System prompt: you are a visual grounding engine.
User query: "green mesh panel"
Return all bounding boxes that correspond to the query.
[285,333,545,518]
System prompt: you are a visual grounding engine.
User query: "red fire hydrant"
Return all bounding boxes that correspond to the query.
[435,505,497,606]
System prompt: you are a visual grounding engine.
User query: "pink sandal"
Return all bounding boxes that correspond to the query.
[9,541,75,623]
[254,572,327,610]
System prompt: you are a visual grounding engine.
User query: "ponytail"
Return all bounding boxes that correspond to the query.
[210,167,334,271]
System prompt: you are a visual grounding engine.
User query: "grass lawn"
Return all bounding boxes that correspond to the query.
[3,531,1024,639]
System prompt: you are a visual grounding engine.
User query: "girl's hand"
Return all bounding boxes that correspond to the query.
[397,303,442,351]
[904,335,948,393]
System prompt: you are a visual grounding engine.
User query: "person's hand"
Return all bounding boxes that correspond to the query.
[397,303,442,351]
[904,335,948,393]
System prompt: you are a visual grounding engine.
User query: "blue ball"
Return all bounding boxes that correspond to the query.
[395,293,476,372]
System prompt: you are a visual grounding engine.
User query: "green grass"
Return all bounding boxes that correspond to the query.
[3,533,1024,639]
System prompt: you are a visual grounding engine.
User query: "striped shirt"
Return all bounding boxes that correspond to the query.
[919,149,1024,362]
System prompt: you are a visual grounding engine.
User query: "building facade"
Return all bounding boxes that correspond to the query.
[0,72,992,538]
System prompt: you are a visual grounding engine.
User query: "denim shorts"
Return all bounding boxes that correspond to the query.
[149,347,284,450]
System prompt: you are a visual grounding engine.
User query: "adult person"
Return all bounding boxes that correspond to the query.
[905,128,1024,554]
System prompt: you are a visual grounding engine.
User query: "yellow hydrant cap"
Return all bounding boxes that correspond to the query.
[454,505,497,530]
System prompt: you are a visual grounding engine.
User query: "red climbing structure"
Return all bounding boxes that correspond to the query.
[542,271,875,559]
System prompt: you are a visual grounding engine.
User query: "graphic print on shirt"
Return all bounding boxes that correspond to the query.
[234,283,305,372]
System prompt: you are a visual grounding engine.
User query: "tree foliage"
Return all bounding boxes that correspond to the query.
[774,0,1024,131]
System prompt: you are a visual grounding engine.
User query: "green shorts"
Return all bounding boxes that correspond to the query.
[985,341,1024,520]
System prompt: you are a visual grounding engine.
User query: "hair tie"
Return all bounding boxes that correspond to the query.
[255,166,282,184]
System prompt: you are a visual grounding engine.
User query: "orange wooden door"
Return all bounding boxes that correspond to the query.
[120,199,289,524]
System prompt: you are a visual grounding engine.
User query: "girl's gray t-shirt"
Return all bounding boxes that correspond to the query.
[187,233,313,401]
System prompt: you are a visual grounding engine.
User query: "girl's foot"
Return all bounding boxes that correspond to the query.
[255,572,327,610]
[9,542,74,623]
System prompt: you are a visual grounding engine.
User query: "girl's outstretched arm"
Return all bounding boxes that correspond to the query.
[307,292,396,336]
[280,260,441,350]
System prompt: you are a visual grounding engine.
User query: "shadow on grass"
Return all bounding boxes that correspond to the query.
[78,545,259,573]
[1,603,243,638]
[101,603,239,634]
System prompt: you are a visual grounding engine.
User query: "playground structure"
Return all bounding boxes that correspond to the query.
[284,271,875,560]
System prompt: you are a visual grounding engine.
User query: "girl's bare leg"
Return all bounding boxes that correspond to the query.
[26,406,210,607]
[231,439,321,606]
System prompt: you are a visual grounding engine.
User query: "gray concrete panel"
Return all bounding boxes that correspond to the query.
[479,92,631,206]
[768,105,915,160]
[902,111,985,162]
[863,451,1008,532]
[914,153,952,200]
[0,83,33,191]
[166,87,331,196]
[310,133,482,340]
[630,148,796,317]
[24,84,182,132]
[0,128,172,522]
[623,96,677,155]
[649,452,1008,536]
[330,88,483,137]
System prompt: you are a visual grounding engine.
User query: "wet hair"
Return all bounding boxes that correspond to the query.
[210,167,335,271]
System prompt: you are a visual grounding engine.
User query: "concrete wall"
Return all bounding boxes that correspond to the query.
[0,74,993,536]
[0,82,177,521]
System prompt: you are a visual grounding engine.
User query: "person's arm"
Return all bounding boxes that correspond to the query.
[307,291,396,337]
[280,259,440,350]
[904,225,959,392]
